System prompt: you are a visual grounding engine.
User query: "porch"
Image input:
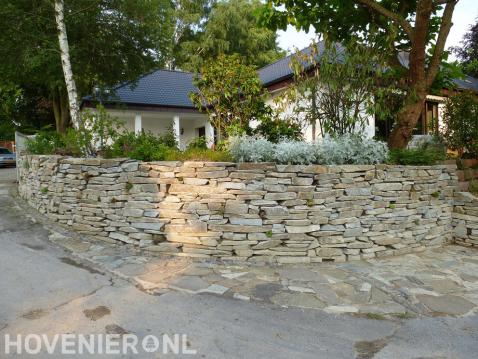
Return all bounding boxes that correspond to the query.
[104,109,214,150]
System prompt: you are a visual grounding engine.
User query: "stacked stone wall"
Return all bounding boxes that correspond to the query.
[18,155,460,263]
[453,192,478,247]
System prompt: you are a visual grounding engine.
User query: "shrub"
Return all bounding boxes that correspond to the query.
[253,116,303,143]
[388,140,446,165]
[441,92,478,158]
[316,134,389,165]
[228,136,275,163]
[274,139,315,164]
[105,131,176,161]
[228,135,388,165]
[166,148,232,162]
[186,136,208,150]
[26,130,64,155]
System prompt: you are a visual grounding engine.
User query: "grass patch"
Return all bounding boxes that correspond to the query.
[392,312,417,320]
[361,313,387,320]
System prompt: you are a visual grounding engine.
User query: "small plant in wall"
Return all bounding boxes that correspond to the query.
[388,203,396,209]
[431,191,440,198]
[40,187,48,194]
[125,182,133,192]
[265,230,273,238]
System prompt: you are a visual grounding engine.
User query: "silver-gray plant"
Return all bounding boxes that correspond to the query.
[228,135,388,165]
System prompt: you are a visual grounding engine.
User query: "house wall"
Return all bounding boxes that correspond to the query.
[19,155,462,264]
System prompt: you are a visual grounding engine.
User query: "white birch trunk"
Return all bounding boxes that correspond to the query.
[54,0,80,129]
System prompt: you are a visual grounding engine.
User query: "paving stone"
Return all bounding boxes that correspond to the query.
[416,294,476,315]
[169,276,211,293]
[324,305,359,314]
[200,284,230,295]
[271,292,325,309]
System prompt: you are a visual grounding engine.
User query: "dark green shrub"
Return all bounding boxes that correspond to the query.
[165,147,232,162]
[254,116,303,143]
[26,130,64,155]
[389,140,446,165]
[441,92,478,158]
[105,131,175,161]
[186,136,208,150]
[388,148,446,165]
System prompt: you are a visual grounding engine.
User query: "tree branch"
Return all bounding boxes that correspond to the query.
[355,0,413,38]
[433,0,456,5]
[426,1,457,86]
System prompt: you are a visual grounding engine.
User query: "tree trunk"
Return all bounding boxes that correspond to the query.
[387,89,427,148]
[54,0,80,129]
[388,0,432,149]
[51,87,70,133]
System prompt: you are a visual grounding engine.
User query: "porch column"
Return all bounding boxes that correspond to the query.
[205,121,215,148]
[173,115,182,149]
[134,114,142,135]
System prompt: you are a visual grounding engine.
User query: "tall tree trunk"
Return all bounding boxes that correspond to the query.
[51,87,70,133]
[54,0,80,129]
[388,0,432,149]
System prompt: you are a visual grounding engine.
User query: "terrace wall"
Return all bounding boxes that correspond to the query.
[18,155,461,263]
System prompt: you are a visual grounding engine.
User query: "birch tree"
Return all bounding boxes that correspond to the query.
[54,0,80,129]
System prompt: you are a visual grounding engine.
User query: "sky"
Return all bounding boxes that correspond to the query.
[277,0,478,59]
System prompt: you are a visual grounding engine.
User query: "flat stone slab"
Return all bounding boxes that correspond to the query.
[170,276,211,293]
[271,292,325,309]
[416,294,476,316]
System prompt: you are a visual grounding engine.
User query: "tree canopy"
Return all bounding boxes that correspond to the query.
[452,18,478,77]
[176,0,285,71]
[259,0,460,148]
[0,0,174,132]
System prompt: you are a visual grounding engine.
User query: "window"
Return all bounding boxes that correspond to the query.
[0,148,12,154]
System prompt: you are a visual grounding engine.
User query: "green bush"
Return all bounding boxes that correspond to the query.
[441,91,478,158]
[105,131,176,161]
[186,136,208,150]
[26,129,64,155]
[165,147,232,162]
[388,148,446,165]
[253,116,303,143]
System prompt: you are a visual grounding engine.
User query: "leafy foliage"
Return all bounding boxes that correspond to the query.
[175,0,284,71]
[0,0,174,131]
[228,135,389,165]
[440,92,478,158]
[105,130,177,162]
[388,148,445,166]
[26,129,65,155]
[452,20,478,77]
[281,40,396,138]
[253,115,303,143]
[259,0,459,149]
[388,138,446,165]
[190,54,270,140]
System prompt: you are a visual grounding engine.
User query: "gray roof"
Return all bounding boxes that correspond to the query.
[452,75,478,93]
[258,42,347,86]
[83,69,198,109]
[83,44,478,109]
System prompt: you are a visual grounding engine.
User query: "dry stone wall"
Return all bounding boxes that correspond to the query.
[18,155,459,263]
[454,192,478,248]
